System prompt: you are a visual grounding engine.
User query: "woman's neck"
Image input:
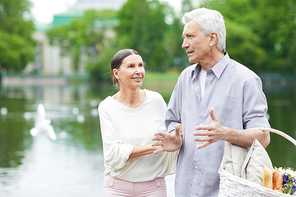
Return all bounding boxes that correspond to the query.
[113,88,146,108]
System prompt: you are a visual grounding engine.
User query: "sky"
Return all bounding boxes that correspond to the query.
[29,0,182,24]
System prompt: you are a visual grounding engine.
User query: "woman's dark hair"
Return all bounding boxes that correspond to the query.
[111,49,140,86]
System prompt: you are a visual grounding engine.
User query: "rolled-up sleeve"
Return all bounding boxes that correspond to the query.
[98,103,134,171]
[242,74,270,129]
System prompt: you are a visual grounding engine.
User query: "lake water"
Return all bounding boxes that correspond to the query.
[0,81,296,197]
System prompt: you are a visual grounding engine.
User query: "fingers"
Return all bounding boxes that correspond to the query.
[152,132,166,141]
[194,136,215,149]
[153,131,165,137]
[193,134,215,149]
[195,124,211,131]
[195,107,219,132]
[174,123,182,137]
[193,129,209,135]
[152,136,162,141]
[152,132,165,149]
[193,136,211,142]
[153,147,164,154]
[209,107,218,122]
[152,141,163,147]
[196,142,211,149]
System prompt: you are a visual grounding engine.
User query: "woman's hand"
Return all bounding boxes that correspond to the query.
[152,123,183,154]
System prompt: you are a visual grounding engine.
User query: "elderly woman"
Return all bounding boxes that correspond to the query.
[99,49,178,197]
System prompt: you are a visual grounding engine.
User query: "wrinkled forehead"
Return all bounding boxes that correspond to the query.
[182,21,200,36]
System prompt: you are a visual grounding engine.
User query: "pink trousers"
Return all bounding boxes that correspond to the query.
[102,175,167,197]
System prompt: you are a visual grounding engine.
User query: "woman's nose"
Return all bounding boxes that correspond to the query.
[135,66,140,73]
[136,65,143,72]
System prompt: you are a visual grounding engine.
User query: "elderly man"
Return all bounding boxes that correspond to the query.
[153,8,270,197]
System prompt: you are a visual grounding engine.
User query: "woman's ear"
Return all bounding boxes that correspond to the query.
[113,69,119,80]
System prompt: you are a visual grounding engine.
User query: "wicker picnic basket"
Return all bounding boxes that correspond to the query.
[218,128,296,197]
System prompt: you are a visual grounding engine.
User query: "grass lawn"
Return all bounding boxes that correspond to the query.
[142,71,181,102]
[143,71,180,85]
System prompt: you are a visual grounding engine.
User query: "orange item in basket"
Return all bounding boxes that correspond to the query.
[272,171,283,192]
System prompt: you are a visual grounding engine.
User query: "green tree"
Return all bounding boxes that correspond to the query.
[163,17,188,70]
[182,0,193,14]
[47,1,189,81]
[116,0,185,71]
[201,0,296,74]
[0,0,35,74]
[257,0,296,73]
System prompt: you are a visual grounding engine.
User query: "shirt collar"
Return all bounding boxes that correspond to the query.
[191,52,230,79]
[210,52,230,79]
[191,64,200,80]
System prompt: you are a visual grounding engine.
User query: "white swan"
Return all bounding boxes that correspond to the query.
[30,104,57,141]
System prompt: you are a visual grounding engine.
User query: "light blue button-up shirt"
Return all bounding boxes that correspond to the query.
[166,53,270,197]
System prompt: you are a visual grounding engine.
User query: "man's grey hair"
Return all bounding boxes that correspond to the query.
[182,8,226,53]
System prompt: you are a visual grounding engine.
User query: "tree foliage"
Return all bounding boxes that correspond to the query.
[116,0,187,72]
[46,1,188,81]
[182,0,193,14]
[0,0,35,73]
[201,0,296,73]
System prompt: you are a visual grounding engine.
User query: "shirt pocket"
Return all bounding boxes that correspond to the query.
[217,95,239,127]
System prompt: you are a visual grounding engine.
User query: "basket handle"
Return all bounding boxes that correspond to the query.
[254,127,296,146]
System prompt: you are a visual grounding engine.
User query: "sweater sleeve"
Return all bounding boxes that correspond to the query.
[98,100,134,171]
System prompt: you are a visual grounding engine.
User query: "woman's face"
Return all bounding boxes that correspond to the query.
[113,54,145,90]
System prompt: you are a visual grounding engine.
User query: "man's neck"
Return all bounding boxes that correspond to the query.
[199,50,225,71]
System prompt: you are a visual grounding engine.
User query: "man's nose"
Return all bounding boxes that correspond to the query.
[182,39,189,48]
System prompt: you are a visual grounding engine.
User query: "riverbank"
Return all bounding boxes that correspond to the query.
[0,71,181,87]
[1,76,68,86]
[1,72,296,87]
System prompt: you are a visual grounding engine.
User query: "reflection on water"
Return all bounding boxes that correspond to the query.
[264,85,296,169]
[0,82,296,197]
[0,84,110,197]
[0,137,104,197]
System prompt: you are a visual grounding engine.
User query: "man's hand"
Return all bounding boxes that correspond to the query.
[194,108,226,149]
[152,123,183,154]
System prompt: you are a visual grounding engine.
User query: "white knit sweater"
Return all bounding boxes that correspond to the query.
[98,89,177,182]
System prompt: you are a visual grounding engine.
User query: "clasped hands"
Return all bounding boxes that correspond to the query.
[152,107,226,153]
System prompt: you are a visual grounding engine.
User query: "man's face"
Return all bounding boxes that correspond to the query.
[182,21,211,63]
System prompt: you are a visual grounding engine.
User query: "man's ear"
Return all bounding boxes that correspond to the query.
[209,32,218,47]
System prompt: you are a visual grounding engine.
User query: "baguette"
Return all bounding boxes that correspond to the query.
[263,167,273,189]
[272,171,283,192]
